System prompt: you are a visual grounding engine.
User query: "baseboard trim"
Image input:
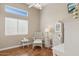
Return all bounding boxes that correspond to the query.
[0,44,23,51]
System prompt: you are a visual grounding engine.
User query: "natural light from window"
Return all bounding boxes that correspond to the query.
[5,17,28,36]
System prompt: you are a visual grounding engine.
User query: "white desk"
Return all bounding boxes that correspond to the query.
[21,39,30,48]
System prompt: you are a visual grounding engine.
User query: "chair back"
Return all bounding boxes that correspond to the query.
[33,32,44,40]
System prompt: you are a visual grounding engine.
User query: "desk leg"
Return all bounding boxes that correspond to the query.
[22,44,25,48]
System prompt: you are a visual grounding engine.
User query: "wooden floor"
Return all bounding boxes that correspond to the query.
[0,45,53,56]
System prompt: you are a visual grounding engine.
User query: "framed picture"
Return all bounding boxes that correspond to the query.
[55,23,61,32]
[67,3,76,13]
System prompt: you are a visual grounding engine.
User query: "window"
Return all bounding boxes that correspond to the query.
[5,17,17,35]
[5,5,28,35]
[5,5,28,16]
[5,17,28,36]
[18,20,28,34]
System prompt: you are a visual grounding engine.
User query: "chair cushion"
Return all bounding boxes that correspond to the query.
[33,39,42,43]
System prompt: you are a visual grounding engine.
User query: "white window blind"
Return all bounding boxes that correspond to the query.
[5,17,17,35]
[18,19,28,35]
[5,17,28,36]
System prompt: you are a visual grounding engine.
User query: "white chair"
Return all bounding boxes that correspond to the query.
[32,32,44,49]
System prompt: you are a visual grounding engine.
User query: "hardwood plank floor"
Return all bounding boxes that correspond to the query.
[0,45,53,56]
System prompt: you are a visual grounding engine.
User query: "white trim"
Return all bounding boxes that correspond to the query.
[0,41,32,51]
[0,44,25,51]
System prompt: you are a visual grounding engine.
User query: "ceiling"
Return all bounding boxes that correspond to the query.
[26,3,48,10]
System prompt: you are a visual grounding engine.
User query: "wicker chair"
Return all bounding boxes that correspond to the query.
[32,32,44,49]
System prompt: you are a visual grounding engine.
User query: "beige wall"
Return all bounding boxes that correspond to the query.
[40,3,68,32]
[0,3,40,49]
[40,3,68,46]
[63,9,79,56]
